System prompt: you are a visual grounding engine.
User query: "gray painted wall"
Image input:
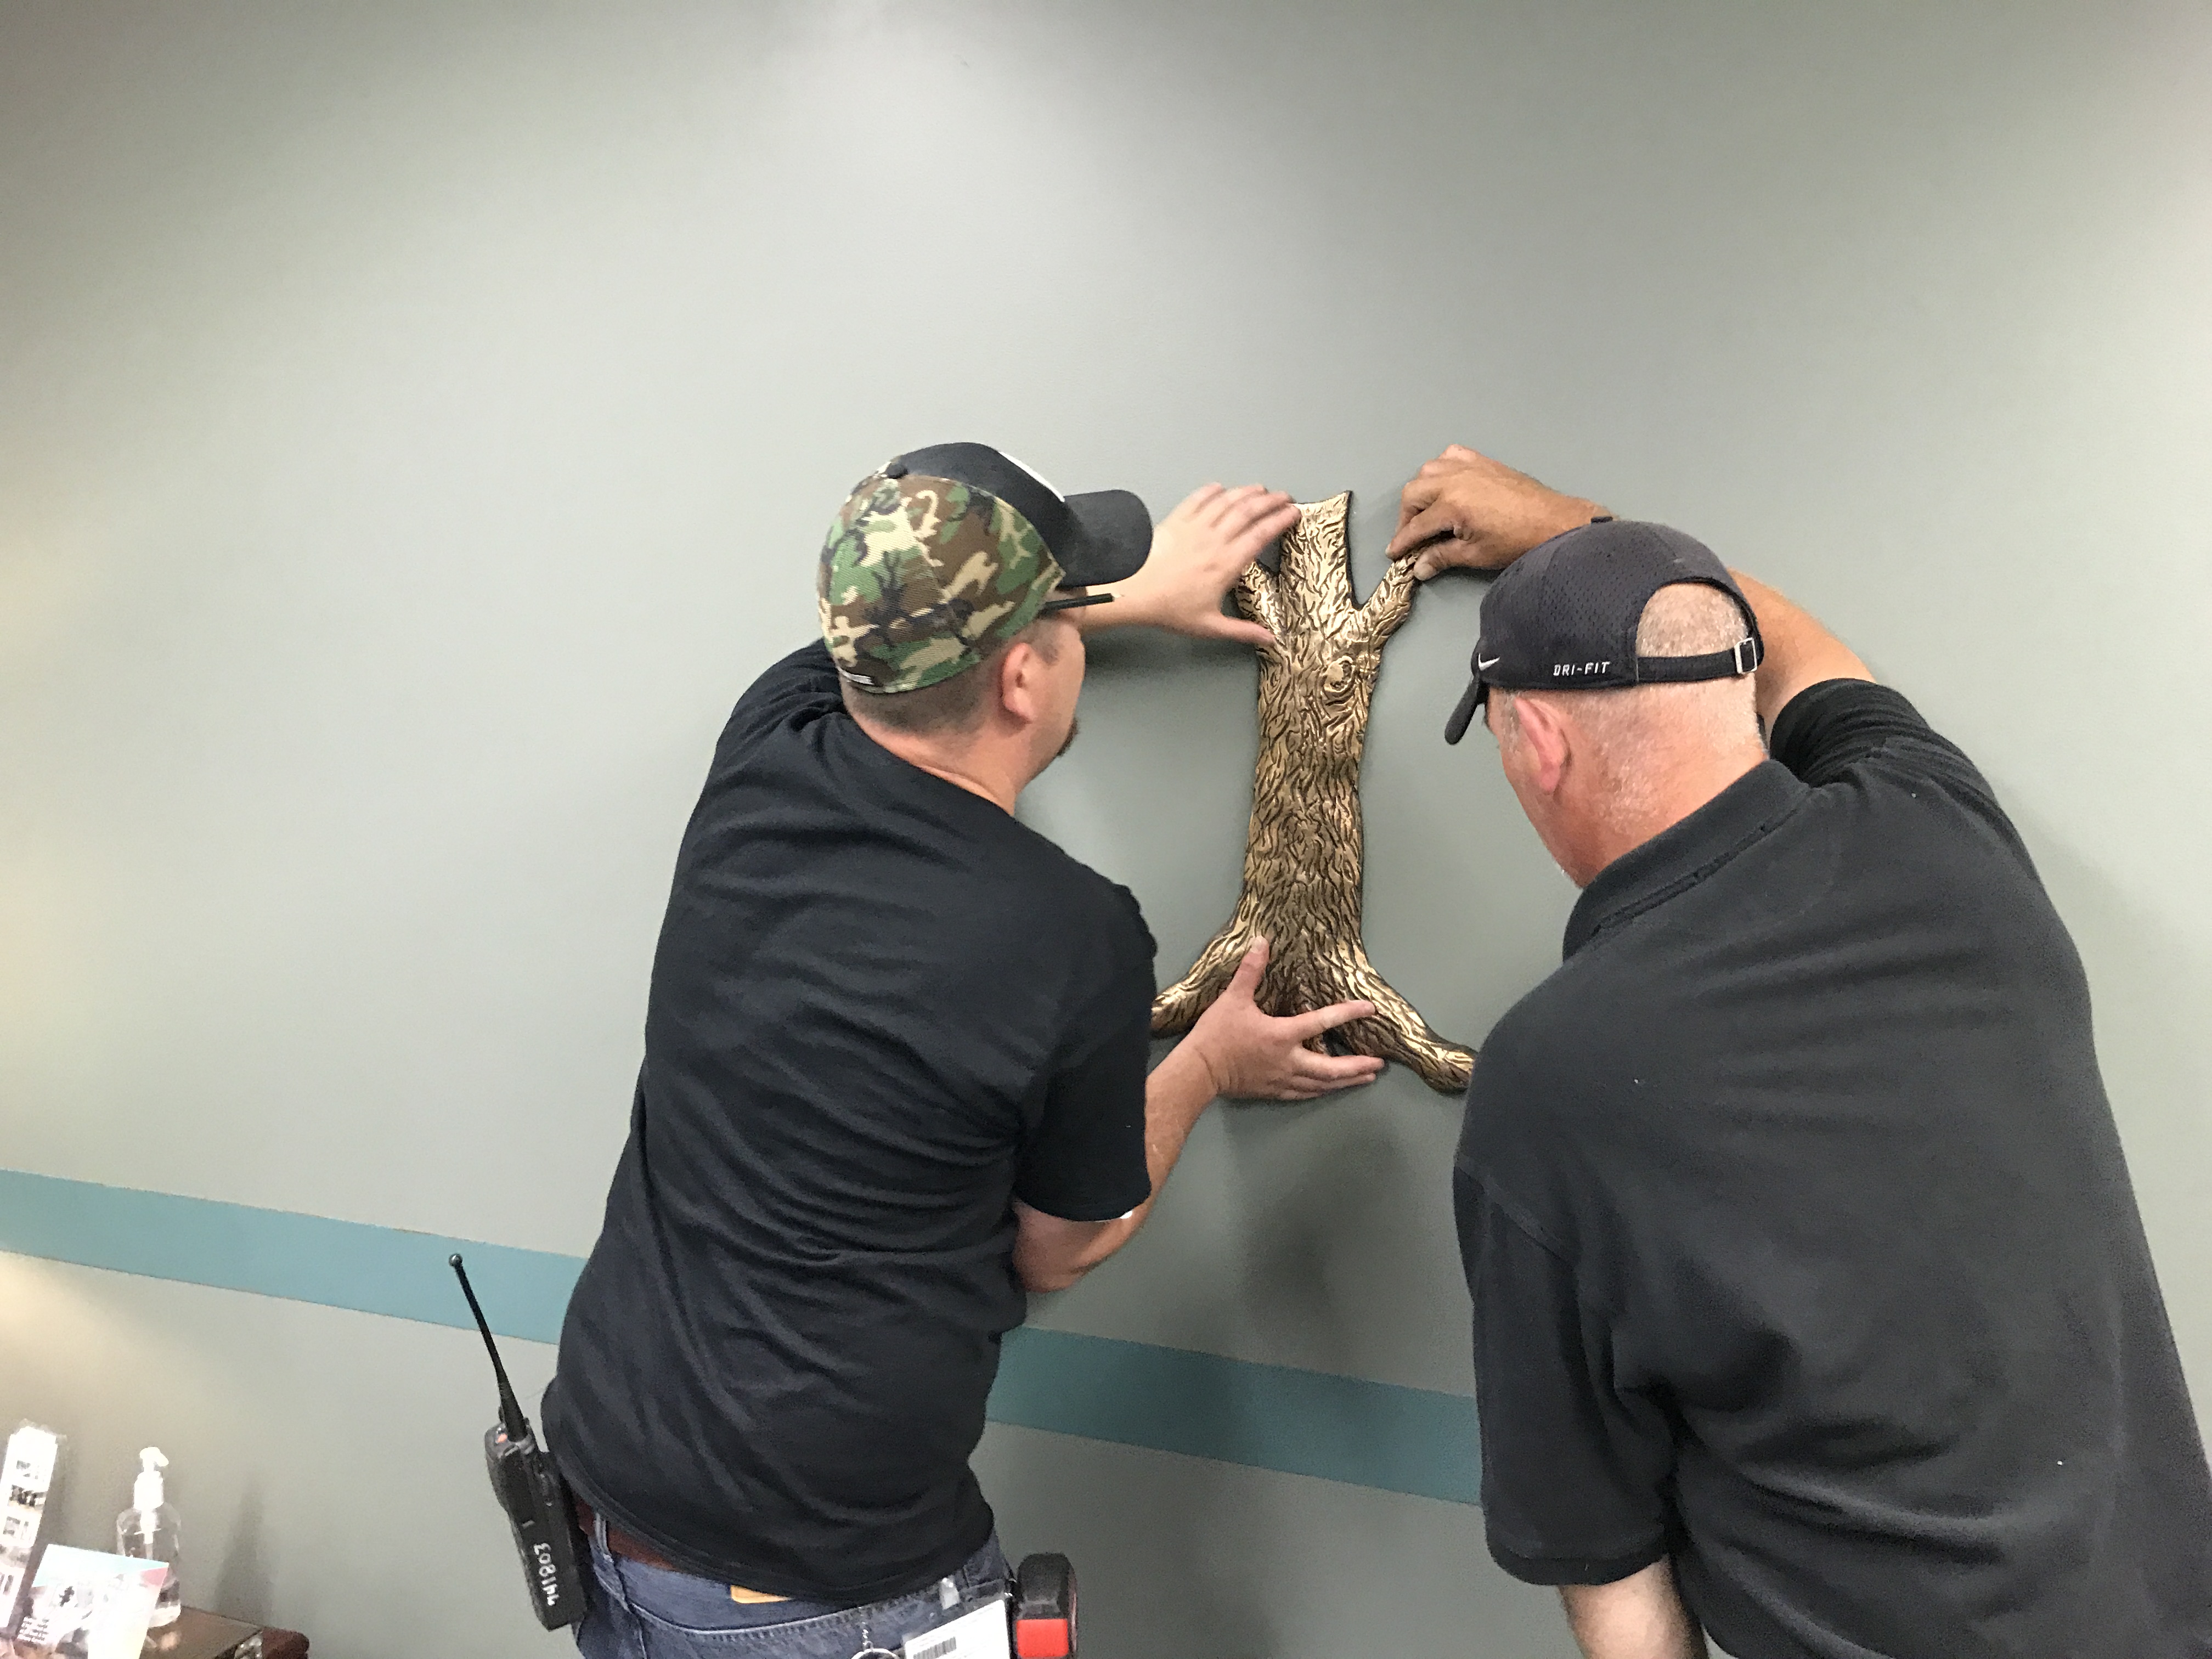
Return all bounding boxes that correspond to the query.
[3,2,2207,1655]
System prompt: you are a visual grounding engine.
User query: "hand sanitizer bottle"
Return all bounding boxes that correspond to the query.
[116,1447,183,1627]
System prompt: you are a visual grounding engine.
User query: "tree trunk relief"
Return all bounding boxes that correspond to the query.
[1151,492,1476,1094]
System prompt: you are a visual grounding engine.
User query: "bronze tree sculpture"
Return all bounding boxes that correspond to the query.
[1151,492,1475,1094]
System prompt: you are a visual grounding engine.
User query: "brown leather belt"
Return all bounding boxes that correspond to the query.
[573,1498,788,1604]
[573,1497,681,1573]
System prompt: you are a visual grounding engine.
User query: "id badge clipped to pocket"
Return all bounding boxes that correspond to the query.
[900,1593,1012,1659]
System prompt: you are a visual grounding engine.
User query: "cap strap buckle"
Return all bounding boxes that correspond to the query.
[1732,636,1761,676]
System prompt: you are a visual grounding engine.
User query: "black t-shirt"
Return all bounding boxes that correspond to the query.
[1455,679,2212,1657]
[544,644,1154,1604]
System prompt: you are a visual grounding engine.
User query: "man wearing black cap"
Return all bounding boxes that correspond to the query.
[1390,445,2212,1659]
[545,445,1385,1659]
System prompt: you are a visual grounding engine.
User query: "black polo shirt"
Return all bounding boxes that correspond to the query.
[544,643,1154,1605]
[1455,679,2212,1657]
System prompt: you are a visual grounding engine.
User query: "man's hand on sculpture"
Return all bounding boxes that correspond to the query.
[1386,444,1606,580]
[1090,483,1299,647]
[1185,939,1386,1101]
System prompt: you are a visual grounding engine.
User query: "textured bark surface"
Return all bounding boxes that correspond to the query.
[1152,492,1475,1093]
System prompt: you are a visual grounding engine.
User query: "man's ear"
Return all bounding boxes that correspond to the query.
[995,640,1042,729]
[1511,693,1572,795]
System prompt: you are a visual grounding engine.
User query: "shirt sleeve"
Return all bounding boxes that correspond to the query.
[1768,677,1993,799]
[1454,1164,1677,1585]
[719,642,844,754]
[1013,1000,1153,1222]
[1013,893,1155,1223]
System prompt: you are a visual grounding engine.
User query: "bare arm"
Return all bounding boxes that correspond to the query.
[1012,940,1380,1291]
[1559,1561,1708,1659]
[1728,570,1872,731]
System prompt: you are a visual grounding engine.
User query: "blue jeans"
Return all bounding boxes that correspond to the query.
[573,1517,1009,1659]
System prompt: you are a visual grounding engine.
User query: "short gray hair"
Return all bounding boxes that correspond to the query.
[1491,582,1760,793]
[1630,580,1753,658]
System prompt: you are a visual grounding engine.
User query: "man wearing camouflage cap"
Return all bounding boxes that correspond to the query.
[545,444,1383,1658]
[819,452,1102,696]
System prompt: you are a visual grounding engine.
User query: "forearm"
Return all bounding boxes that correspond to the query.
[1559,1561,1707,1659]
[1085,1039,1217,1248]
[1730,570,1872,731]
[1129,1037,1216,1226]
[1012,1040,1216,1289]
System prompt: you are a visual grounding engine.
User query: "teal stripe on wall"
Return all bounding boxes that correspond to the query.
[990,1329,1479,1504]
[0,1169,1478,1506]
[0,1169,582,1341]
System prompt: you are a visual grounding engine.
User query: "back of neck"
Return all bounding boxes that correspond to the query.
[1595,742,1766,872]
[852,720,1023,815]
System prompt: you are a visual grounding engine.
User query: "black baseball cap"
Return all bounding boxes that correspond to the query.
[1443,518,1764,744]
[885,443,1153,605]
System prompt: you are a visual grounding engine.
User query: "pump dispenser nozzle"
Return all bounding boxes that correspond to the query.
[133,1447,168,1523]
[119,1446,182,1626]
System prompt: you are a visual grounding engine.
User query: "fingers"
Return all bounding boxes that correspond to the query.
[1264,1051,1385,1099]
[1199,972,1391,1097]
[1288,997,1378,1042]
[1222,938,1269,1006]
[1228,500,1300,561]
[1386,498,1458,558]
[1392,474,1440,536]
[1217,488,1295,541]
[1195,482,1272,531]
[1294,1050,1386,1087]
[1422,444,1484,475]
[1203,614,1278,650]
[1172,483,1303,544]
[1167,483,1226,525]
[1388,444,1492,554]
[1199,488,1295,551]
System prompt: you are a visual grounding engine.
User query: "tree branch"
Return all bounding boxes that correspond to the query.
[1356,553,1419,648]
[1235,560,1284,639]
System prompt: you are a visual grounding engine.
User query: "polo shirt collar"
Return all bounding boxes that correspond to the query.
[1561,760,1807,960]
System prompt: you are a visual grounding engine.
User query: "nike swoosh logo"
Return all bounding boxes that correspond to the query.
[1477,656,1501,670]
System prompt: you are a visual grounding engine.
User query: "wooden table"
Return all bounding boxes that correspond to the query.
[158,1607,309,1658]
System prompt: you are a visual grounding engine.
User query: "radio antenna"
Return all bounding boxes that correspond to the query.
[450,1254,531,1444]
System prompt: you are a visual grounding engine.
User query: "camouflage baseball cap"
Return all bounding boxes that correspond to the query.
[819,442,1154,696]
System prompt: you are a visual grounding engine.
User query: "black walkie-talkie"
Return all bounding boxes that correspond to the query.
[450,1254,588,1630]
